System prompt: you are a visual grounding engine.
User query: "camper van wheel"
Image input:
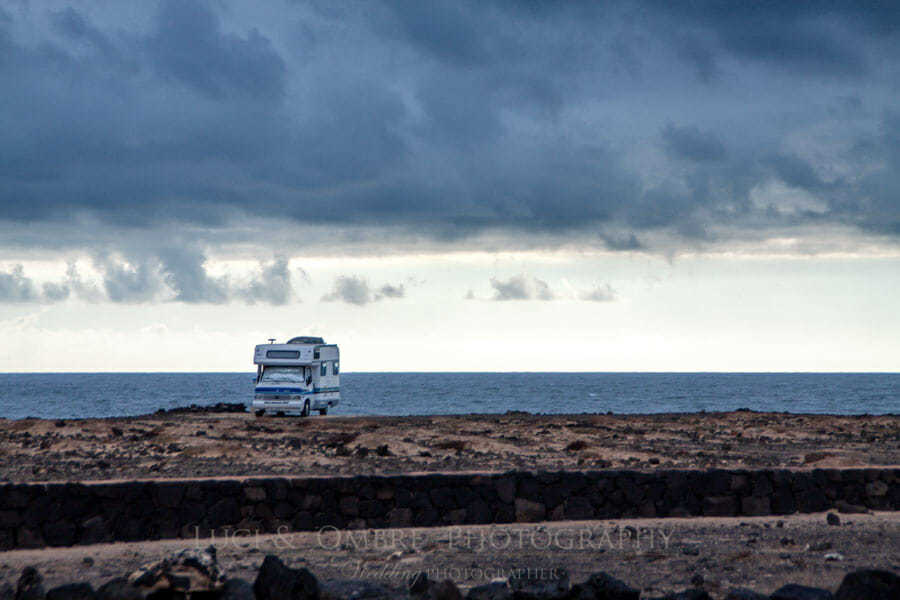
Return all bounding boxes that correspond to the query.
[255,409,265,417]
[301,399,310,417]
[318,408,328,416]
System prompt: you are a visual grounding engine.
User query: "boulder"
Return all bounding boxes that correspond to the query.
[740,496,770,516]
[244,486,267,502]
[567,572,638,600]
[0,510,22,528]
[320,579,397,600]
[15,566,45,600]
[409,573,462,600]
[496,478,516,504]
[865,481,888,497]
[564,497,594,520]
[254,554,320,600]
[770,584,834,600]
[128,545,225,596]
[659,590,710,600]
[339,496,360,517]
[466,581,512,600]
[826,513,840,526]
[508,568,569,599]
[45,583,95,600]
[15,526,44,549]
[723,589,767,600]
[155,484,185,509]
[514,499,546,522]
[834,569,900,600]
[80,516,111,545]
[43,520,77,547]
[702,496,738,517]
[468,499,493,524]
[387,508,413,527]
[95,578,143,600]
[207,498,241,527]
[221,578,256,600]
[429,580,463,600]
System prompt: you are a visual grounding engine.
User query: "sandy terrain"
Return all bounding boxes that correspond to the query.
[0,512,897,597]
[1,410,898,483]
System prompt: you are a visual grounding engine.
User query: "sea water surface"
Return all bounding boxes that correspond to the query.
[0,372,897,419]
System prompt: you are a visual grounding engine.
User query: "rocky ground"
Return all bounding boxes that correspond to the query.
[0,410,897,483]
[0,512,897,598]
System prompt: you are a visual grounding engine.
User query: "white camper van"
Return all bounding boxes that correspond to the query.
[252,336,340,416]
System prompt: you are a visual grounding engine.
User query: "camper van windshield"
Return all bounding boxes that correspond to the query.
[260,367,306,384]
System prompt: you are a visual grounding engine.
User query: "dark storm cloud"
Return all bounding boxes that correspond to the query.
[661,125,726,163]
[321,276,406,306]
[0,0,898,258]
[148,0,286,101]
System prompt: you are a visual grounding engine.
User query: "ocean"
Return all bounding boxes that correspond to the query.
[0,372,897,419]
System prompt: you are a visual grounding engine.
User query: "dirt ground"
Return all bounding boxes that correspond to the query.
[0,512,897,597]
[0,411,897,483]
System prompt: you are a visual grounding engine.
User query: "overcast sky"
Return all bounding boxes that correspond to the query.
[1,1,899,372]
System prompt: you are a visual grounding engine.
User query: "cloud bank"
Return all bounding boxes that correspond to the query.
[0,252,296,305]
[0,1,898,260]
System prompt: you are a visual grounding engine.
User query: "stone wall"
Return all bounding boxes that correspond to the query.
[1,468,897,550]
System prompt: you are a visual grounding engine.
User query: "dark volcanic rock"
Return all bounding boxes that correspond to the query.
[95,578,143,600]
[80,516,111,545]
[408,573,462,600]
[45,582,95,600]
[466,582,512,600]
[321,579,397,600]
[254,555,320,600]
[221,578,255,600]
[834,569,900,600]
[568,572,639,600]
[207,497,241,527]
[826,513,841,526]
[508,568,569,599]
[15,566,45,600]
[723,589,767,600]
[770,584,834,600]
[702,495,738,517]
[129,546,225,595]
[658,590,710,600]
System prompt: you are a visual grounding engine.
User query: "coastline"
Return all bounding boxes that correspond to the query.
[1,409,897,597]
[1,410,896,483]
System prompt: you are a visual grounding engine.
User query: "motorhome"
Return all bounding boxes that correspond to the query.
[252,336,340,416]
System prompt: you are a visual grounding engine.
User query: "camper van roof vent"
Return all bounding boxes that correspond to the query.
[287,336,325,344]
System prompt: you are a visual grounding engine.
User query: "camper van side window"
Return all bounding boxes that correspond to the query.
[320,362,327,376]
[333,361,339,375]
